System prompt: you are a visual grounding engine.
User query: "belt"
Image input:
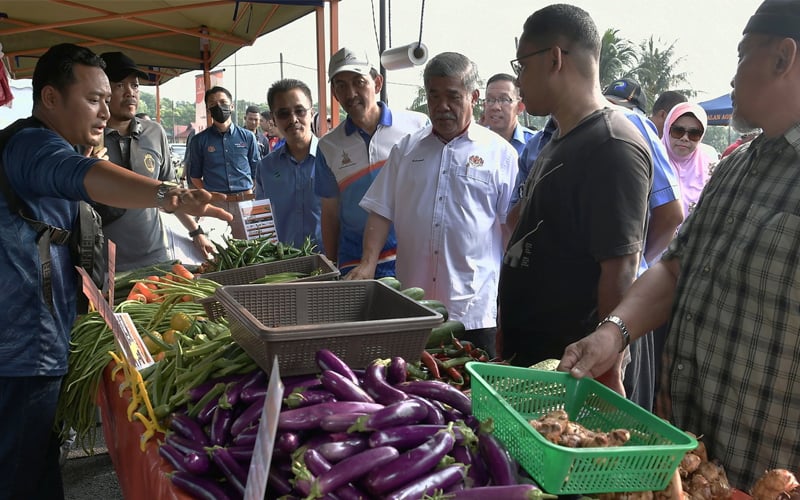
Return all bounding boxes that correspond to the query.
[224,191,254,202]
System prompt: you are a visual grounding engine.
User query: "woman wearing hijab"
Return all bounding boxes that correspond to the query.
[661,102,719,217]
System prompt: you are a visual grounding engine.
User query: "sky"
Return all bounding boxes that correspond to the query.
[1,0,763,121]
[151,0,762,110]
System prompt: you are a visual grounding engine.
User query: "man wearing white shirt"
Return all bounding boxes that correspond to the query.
[349,52,518,357]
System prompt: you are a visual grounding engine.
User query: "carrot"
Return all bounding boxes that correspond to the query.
[127,292,148,303]
[131,282,160,303]
[143,275,161,290]
[171,263,194,280]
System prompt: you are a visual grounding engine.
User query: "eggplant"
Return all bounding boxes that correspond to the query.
[210,446,248,495]
[395,380,472,415]
[363,426,456,494]
[387,356,408,385]
[196,396,221,426]
[315,349,360,385]
[317,435,369,463]
[210,406,234,446]
[220,381,241,408]
[232,426,258,447]
[226,444,254,463]
[170,471,232,500]
[239,368,268,393]
[158,443,210,475]
[278,401,384,431]
[408,394,446,425]
[444,484,556,499]
[302,448,368,500]
[275,431,302,454]
[169,413,210,446]
[165,433,208,457]
[319,412,367,433]
[230,395,266,436]
[281,373,323,397]
[267,464,294,496]
[284,388,337,409]
[239,385,268,404]
[320,369,374,403]
[348,399,428,432]
[452,443,490,487]
[363,360,408,405]
[368,424,446,450]
[187,374,242,402]
[310,446,399,498]
[383,463,466,500]
[478,431,518,486]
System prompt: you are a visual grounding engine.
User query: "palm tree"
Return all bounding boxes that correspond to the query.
[409,86,428,115]
[598,29,638,89]
[630,36,695,112]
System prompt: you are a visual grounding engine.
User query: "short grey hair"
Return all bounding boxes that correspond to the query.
[423,52,481,93]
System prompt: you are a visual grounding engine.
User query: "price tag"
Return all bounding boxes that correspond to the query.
[239,199,279,241]
[244,357,283,500]
[76,266,154,371]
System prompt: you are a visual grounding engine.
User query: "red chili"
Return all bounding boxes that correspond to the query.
[452,337,464,350]
[420,351,441,379]
[445,366,464,386]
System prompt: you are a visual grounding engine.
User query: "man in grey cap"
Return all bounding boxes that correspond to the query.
[99,51,213,269]
[559,0,800,488]
[314,47,428,277]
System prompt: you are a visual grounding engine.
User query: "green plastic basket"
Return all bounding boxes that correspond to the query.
[465,362,697,494]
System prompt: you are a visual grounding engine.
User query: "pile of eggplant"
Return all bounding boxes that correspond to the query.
[160,349,553,500]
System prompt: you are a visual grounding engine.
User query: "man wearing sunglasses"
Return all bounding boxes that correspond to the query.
[315,47,428,277]
[498,4,652,395]
[560,0,800,489]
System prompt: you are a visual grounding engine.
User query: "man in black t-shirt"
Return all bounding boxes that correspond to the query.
[499,4,652,393]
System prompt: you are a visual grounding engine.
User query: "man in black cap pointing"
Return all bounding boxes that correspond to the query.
[558,0,800,489]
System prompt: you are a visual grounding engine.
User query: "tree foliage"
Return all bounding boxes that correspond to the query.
[598,29,638,89]
[629,36,695,111]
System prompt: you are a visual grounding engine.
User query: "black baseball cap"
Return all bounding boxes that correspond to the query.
[603,78,648,114]
[100,52,149,82]
[743,0,800,38]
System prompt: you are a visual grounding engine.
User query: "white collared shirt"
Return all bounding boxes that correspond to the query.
[361,122,518,329]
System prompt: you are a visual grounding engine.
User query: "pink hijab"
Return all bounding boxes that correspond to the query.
[662,102,716,217]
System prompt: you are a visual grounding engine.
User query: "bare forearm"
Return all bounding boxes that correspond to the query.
[190,177,204,189]
[360,212,392,267]
[320,198,340,262]
[644,201,683,264]
[84,160,161,207]
[609,258,680,341]
[596,253,639,319]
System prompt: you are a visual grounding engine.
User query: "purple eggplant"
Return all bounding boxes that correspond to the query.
[281,373,322,397]
[300,448,368,500]
[187,374,242,402]
[363,426,456,494]
[363,360,409,405]
[165,433,208,457]
[319,412,366,432]
[239,385,267,404]
[320,369,374,403]
[278,401,383,431]
[230,395,267,436]
[452,443,490,487]
[315,349,359,385]
[210,406,234,446]
[226,445,254,463]
[170,471,232,500]
[395,380,472,415]
[284,388,337,409]
[232,426,258,447]
[408,394,446,425]
[275,431,302,454]
[368,424,446,449]
[210,446,248,495]
[239,368,267,392]
[317,435,369,463]
[478,431,518,486]
[383,463,466,500]
[158,443,211,475]
[387,356,408,385]
[445,484,556,499]
[169,413,210,446]
[348,399,428,432]
[309,446,399,498]
[267,464,293,496]
[196,396,221,425]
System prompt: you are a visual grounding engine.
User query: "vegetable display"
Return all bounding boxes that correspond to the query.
[197,236,316,273]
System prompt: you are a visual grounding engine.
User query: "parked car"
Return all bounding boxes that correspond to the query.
[169,143,187,180]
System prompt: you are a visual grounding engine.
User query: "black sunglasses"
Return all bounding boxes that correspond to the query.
[669,125,703,142]
[273,107,310,120]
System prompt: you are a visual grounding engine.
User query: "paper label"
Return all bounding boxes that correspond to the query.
[238,199,279,241]
[244,357,283,500]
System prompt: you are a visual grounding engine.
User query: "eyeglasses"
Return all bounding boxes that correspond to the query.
[510,47,569,76]
[669,125,703,142]
[273,107,310,120]
[484,97,516,106]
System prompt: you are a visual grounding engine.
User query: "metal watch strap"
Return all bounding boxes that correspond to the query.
[598,314,630,353]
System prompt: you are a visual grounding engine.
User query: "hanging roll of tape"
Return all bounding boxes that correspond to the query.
[380,42,429,70]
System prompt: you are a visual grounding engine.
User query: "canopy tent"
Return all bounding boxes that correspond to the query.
[698,93,733,126]
[0,0,341,129]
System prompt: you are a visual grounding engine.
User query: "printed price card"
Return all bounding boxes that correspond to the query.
[239,198,279,241]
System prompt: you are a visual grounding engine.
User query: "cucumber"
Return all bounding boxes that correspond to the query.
[377,276,402,290]
[417,299,449,321]
[400,287,425,301]
[426,320,466,349]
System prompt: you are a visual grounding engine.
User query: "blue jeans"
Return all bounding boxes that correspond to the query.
[0,376,64,500]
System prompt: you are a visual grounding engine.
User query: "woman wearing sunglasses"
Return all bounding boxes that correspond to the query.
[661,101,719,217]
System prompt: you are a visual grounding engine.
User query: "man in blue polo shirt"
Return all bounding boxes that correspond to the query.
[188,85,261,238]
[315,47,428,277]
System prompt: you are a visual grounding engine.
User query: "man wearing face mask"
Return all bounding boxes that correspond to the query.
[188,86,261,238]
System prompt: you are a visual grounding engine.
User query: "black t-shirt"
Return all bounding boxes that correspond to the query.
[499,108,652,366]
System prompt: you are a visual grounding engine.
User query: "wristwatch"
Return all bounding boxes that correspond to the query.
[597,314,630,353]
[188,227,205,238]
[155,182,179,211]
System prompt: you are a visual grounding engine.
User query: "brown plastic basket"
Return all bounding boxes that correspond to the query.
[196,255,339,321]
[213,280,444,376]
